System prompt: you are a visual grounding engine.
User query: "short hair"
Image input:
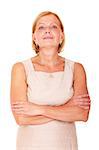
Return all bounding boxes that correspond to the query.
[32,11,65,54]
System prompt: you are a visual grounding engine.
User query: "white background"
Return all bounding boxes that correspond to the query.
[0,0,98,149]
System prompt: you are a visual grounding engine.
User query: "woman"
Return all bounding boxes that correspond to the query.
[11,11,90,150]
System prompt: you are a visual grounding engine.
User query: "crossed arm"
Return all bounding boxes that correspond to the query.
[10,62,90,125]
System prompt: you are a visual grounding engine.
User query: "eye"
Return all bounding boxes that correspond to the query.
[38,26,45,30]
[51,25,58,29]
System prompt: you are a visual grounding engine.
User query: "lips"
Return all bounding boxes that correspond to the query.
[43,36,53,39]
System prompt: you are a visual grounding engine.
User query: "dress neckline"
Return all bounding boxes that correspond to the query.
[29,57,66,74]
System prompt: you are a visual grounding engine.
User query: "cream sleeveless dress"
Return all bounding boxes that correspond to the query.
[16,58,78,150]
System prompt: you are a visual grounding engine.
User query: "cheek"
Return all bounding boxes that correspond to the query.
[52,29,61,38]
[54,32,61,41]
[34,32,42,42]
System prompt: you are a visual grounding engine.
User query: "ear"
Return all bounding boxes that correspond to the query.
[32,33,36,43]
[60,32,64,43]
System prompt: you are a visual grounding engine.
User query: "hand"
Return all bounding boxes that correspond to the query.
[66,94,91,110]
[11,101,44,116]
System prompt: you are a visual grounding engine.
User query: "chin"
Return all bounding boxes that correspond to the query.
[41,43,58,48]
[40,48,57,55]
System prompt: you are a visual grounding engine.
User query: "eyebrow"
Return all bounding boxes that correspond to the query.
[37,22,60,26]
[37,23,45,25]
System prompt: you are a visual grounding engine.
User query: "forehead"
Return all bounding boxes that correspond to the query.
[36,14,61,26]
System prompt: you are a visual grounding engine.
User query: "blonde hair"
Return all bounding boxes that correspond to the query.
[32,11,65,54]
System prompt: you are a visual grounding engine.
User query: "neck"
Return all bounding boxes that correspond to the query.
[37,48,60,67]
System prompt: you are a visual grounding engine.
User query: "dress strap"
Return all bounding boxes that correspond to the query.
[64,58,66,72]
[21,58,34,77]
[64,58,75,74]
[22,58,74,76]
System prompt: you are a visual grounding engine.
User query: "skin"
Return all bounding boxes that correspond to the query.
[11,14,90,125]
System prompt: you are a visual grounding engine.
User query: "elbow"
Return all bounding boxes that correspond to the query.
[81,109,90,122]
[12,111,28,126]
[16,120,27,126]
[82,116,88,122]
[15,117,27,126]
[15,119,24,126]
[16,120,26,126]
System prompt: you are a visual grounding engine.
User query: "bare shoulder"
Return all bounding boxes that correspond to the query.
[73,62,88,94]
[74,62,85,70]
[12,62,24,71]
[73,62,87,84]
[74,62,86,76]
[11,62,26,79]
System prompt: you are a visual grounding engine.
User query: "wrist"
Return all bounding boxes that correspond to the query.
[39,105,47,115]
[37,105,46,115]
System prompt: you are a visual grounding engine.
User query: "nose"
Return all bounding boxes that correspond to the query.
[45,27,51,33]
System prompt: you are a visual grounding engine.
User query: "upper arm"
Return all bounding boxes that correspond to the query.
[10,62,28,124]
[73,62,88,96]
[10,62,53,125]
[73,62,90,121]
[10,62,27,102]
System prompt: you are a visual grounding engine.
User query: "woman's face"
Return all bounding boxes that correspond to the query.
[33,14,64,49]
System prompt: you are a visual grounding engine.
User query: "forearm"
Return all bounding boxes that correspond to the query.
[12,95,90,124]
[14,114,53,126]
[42,104,89,122]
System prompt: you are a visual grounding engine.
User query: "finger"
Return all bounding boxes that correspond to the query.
[78,94,89,97]
[79,106,90,110]
[12,109,28,116]
[78,101,90,106]
[78,103,90,108]
[75,98,91,102]
[13,109,29,115]
[73,94,89,99]
[12,105,28,111]
[11,104,23,107]
[14,110,25,115]
[75,98,91,104]
[11,103,28,107]
[75,100,91,105]
[11,101,27,105]
[74,101,91,108]
[12,108,25,111]
[11,105,24,109]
